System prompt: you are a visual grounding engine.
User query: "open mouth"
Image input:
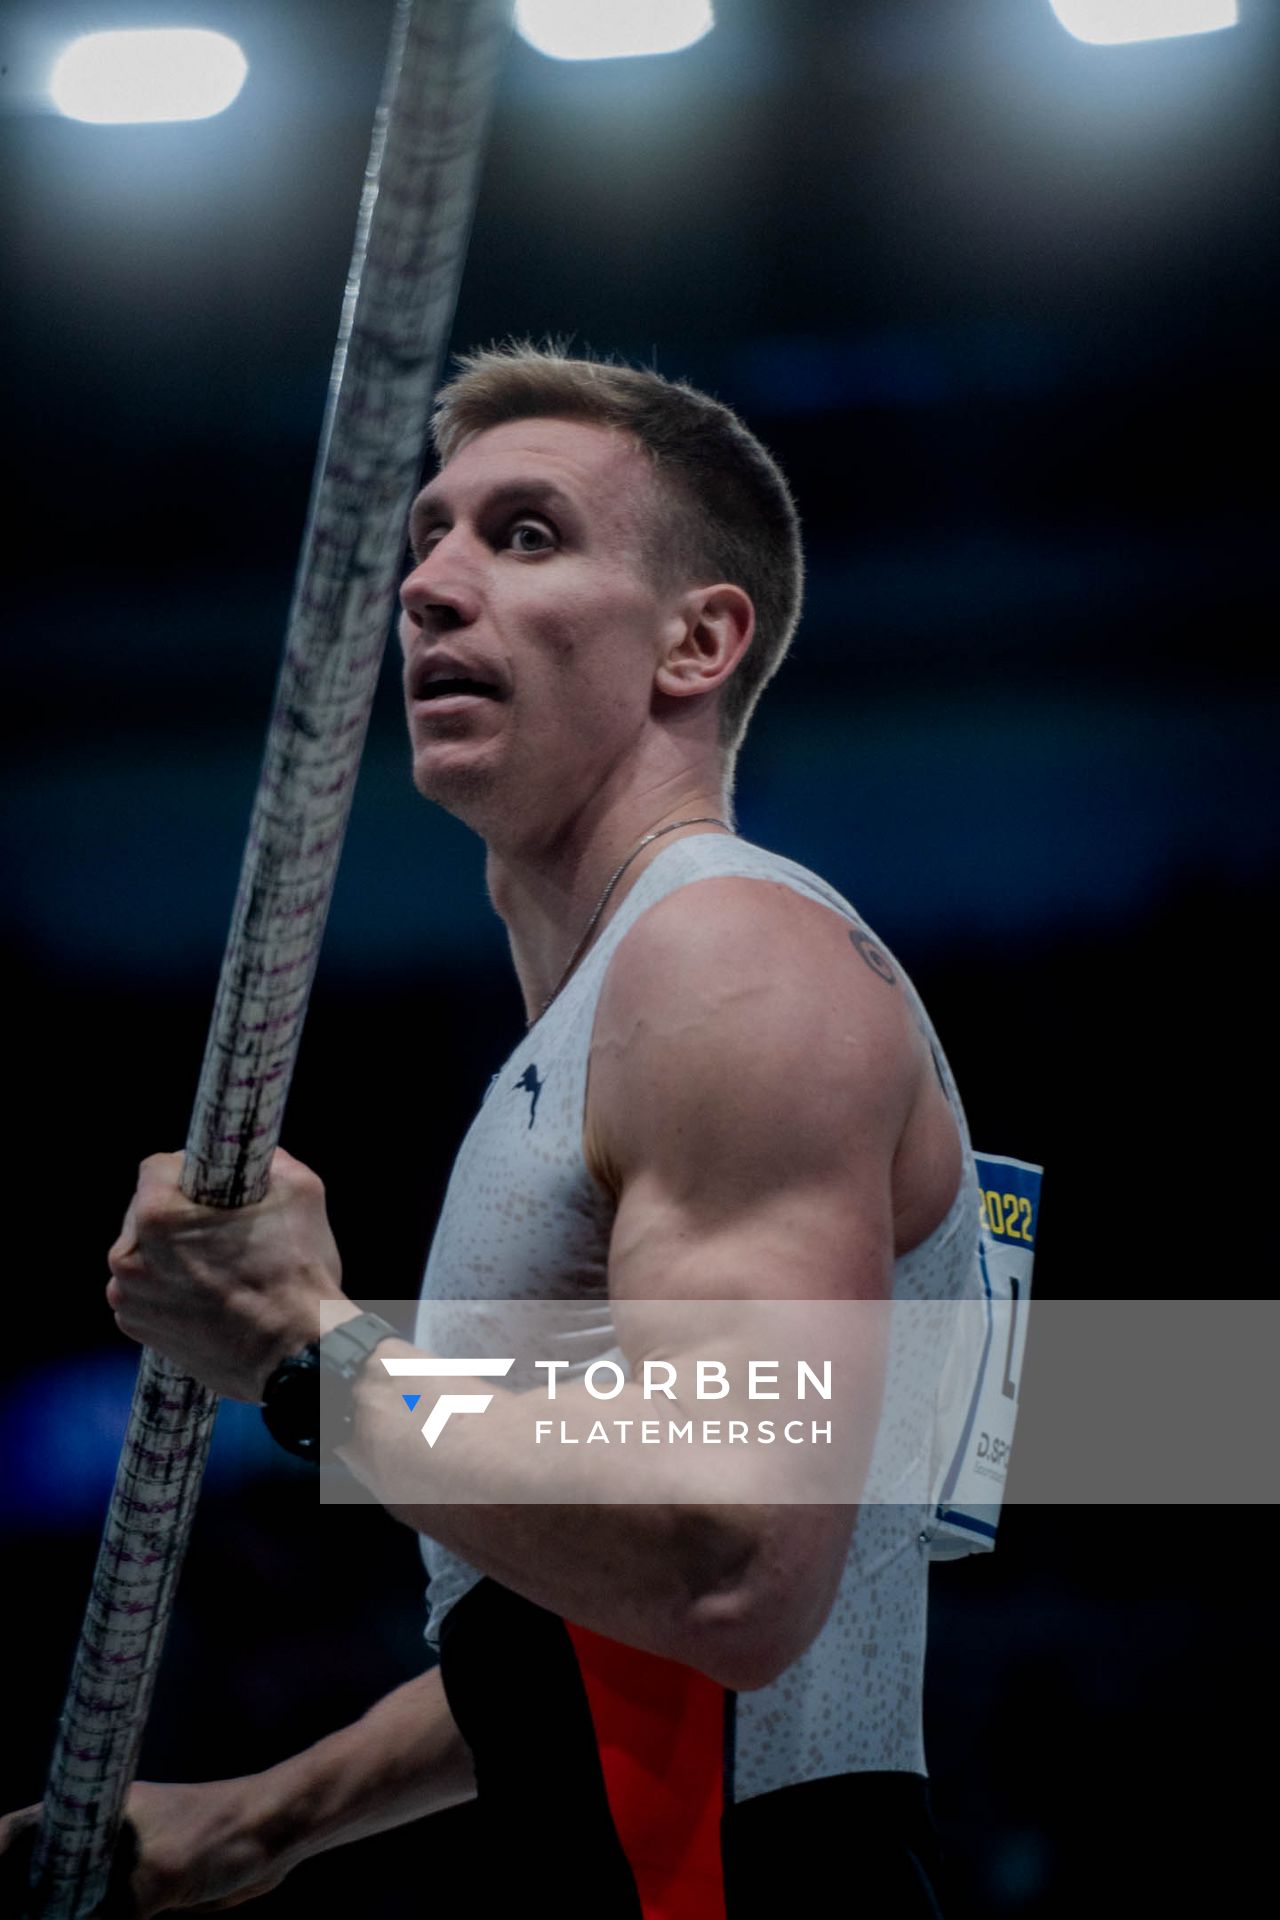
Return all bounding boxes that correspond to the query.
[415,675,503,702]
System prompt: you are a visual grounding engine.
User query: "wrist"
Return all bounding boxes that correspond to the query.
[275,1288,356,1377]
[242,1753,327,1871]
[261,1310,401,1463]
[247,1293,354,1404]
[249,1719,397,1867]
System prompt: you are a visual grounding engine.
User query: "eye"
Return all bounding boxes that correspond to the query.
[507,517,556,555]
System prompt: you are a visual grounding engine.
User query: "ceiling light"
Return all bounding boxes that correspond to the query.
[1047,0,1238,46]
[515,0,714,63]
[49,28,248,124]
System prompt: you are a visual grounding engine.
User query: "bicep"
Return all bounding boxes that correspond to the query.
[585,884,920,1674]
[591,882,914,1310]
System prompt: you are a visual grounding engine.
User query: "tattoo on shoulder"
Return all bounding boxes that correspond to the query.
[847,927,897,986]
[847,928,945,1086]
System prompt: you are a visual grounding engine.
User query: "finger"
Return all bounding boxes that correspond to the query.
[269,1145,304,1187]
[109,1199,140,1268]
[135,1153,185,1202]
[270,1145,324,1197]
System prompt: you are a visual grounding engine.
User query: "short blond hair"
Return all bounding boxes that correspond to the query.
[431,344,804,780]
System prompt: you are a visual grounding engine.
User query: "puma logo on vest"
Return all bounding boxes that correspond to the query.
[515,1063,545,1128]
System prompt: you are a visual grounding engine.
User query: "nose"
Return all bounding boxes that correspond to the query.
[399,532,482,635]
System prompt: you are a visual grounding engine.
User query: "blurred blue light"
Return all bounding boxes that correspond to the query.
[728,325,1060,414]
[0,1353,133,1530]
[0,1353,298,1533]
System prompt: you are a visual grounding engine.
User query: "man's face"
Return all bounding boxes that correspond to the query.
[399,416,679,836]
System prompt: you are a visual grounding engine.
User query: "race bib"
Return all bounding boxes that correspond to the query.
[925,1152,1040,1559]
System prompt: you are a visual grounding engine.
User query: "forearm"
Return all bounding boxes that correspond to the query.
[402,1495,757,1679]
[252,1666,475,1869]
[338,1347,833,1687]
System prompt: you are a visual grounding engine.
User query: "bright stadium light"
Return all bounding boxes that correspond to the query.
[49,28,248,124]
[1048,0,1238,45]
[515,0,714,63]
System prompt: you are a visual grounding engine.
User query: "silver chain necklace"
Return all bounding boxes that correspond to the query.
[529,816,731,1027]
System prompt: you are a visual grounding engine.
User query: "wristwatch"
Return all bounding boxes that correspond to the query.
[260,1311,401,1463]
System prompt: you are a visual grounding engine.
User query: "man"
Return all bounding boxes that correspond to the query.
[3,347,979,1914]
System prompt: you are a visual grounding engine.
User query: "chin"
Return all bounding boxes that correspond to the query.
[411,745,503,827]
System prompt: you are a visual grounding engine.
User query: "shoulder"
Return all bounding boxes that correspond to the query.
[586,874,924,1190]
[596,873,917,1062]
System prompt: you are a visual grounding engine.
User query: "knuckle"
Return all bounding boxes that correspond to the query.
[133,1191,176,1233]
[136,1153,182,1199]
[276,1149,324,1198]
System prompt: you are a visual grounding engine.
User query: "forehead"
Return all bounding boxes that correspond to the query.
[417,416,654,529]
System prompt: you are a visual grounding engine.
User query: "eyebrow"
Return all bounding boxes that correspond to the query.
[407,477,580,556]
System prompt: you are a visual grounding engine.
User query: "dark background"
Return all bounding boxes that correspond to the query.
[2,1,1276,1911]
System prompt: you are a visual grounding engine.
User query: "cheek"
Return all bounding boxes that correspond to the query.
[521,583,591,662]
[517,573,660,706]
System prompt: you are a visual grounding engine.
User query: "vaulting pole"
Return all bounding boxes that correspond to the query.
[25,5,512,1911]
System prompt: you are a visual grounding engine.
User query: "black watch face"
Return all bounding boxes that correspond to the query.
[263,1360,320,1459]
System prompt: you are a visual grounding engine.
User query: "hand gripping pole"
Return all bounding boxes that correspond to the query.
[26,5,511,1912]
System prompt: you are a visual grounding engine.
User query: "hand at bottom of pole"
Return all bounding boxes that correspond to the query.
[2,1783,289,1917]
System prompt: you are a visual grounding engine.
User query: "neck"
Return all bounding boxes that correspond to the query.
[485,778,732,1026]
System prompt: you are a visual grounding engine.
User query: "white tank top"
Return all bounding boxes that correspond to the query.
[415,835,981,1795]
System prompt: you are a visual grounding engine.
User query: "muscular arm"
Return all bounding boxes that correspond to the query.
[340,879,924,1687]
[108,880,927,1691]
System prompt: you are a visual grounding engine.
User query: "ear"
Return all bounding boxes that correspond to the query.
[654,584,755,704]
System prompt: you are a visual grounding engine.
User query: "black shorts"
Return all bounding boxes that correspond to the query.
[437,1579,951,1918]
